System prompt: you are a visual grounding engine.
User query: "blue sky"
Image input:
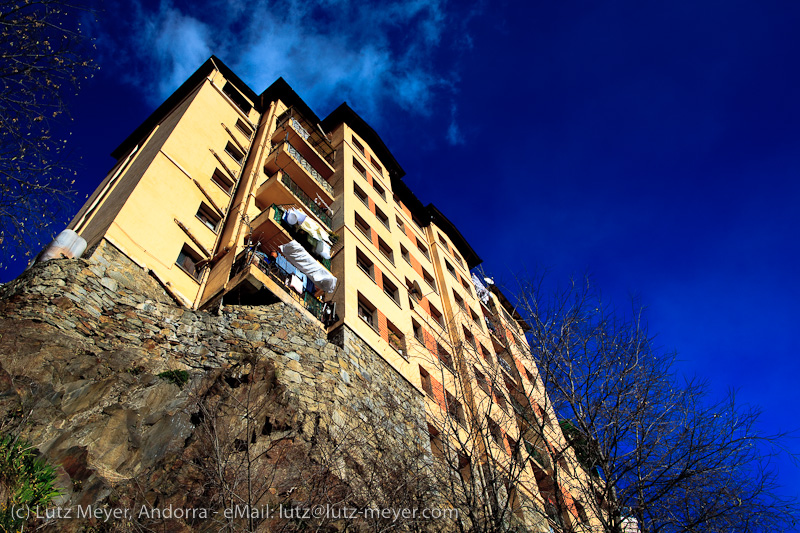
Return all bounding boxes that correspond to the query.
[4,0,799,511]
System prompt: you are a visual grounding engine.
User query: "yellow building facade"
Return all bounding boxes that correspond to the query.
[67,56,602,532]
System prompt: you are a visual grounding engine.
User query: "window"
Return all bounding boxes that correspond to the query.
[412,214,424,229]
[370,156,383,176]
[503,375,517,397]
[430,304,444,327]
[196,203,221,233]
[378,237,394,264]
[354,212,371,238]
[438,343,454,372]
[356,249,374,280]
[375,206,389,229]
[396,216,405,232]
[575,502,589,523]
[383,277,400,305]
[353,137,365,155]
[413,320,424,343]
[176,245,201,281]
[524,367,537,386]
[470,308,482,327]
[235,118,253,138]
[224,142,245,164]
[445,260,456,277]
[420,366,433,396]
[222,82,252,114]
[480,342,492,362]
[446,391,464,425]
[429,424,444,459]
[406,277,418,301]
[358,294,377,330]
[453,252,464,268]
[463,327,476,349]
[387,321,406,355]
[453,291,466,310]
[353,158,367,178]
[354,183,369,205]
[423,269,436,292]
[453,290,467,311]
[438,232,447,245]
[488,418,504,447]
[211,169,234,194]
[494,389,509,413]
[401,245,410,265]
[474,367,490,395]
[417,241,430,260]
[506,435,517,456]
[558,456,571,475]
[461,277,473,297]
[535,402,551,426]
[372,180,385,199]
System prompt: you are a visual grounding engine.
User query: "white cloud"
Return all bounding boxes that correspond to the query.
[446,103,464,146]
[95,0,469,129]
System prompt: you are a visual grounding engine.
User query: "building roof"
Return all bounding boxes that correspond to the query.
[321,102,405,180]
[426,204,482,270]
[111,56,257,160]
[260,77,325,127]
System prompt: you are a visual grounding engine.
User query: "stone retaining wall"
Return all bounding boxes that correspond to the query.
[0,242,434,531]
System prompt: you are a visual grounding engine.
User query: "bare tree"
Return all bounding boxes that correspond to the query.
[0,0,96,268]
[511,275,799,533]
[406,295,555,533]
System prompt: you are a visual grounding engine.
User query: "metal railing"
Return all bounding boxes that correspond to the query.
[277,172,332,228]
[275,111,336,166]
[498,356,513,375]
[277,142,334,196]
[232,249,326,323]
[286,116,310,140]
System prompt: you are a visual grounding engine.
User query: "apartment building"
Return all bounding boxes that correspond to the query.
[65,56,601,532]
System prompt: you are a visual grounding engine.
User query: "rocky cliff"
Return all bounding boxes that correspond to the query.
[0,242,435,532]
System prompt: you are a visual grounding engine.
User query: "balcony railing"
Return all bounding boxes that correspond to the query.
[277,172,332,228]
[275,111,336,166]
[286,116,311,140]
[270,141,334,197]
[232,249,326,322]
[498,356,513,375]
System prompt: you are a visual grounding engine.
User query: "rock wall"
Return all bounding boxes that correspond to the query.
[0,241,434,532]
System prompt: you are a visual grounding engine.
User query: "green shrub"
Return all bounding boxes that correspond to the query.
[0,436,60,531]
[157,369,190,389]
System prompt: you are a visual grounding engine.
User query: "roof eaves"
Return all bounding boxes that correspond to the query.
[426,203,482,269]
[260,77,324,126]
[321,102,405,180]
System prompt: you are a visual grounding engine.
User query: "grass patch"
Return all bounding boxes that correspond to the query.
[157,369,190,389]
[0,436,61,531]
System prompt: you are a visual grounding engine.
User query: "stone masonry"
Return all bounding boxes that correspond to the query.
[0,240,436,531]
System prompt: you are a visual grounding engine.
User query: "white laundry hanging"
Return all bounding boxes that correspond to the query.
[279,240,337,293]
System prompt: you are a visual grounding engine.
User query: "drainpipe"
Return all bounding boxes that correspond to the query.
[225,100,278,251]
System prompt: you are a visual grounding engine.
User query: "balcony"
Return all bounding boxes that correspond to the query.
[264,141,334,203]
[272,112,335,174]
[255,171,332,229]
[498,355,514,376]
[249,204,332,271]
[273,109,336,174]
[229,249,327,324]
[483,308,507,346]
